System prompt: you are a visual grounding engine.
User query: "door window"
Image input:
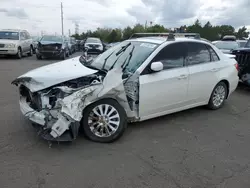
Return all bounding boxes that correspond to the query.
[206,45,220,61]
[151,42,187,70]
[25,31,31,39]
[20,32,26,40]
[187,42,211,65]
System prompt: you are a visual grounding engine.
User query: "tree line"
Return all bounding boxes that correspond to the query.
[71,19,249,43]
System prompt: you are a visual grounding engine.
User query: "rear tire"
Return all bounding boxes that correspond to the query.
[207,82,228,110]
[80,99,127,143]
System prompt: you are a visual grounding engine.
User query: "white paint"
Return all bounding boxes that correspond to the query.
[16,56,98,92]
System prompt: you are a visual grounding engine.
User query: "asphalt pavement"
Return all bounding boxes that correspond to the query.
[0,53,250,188]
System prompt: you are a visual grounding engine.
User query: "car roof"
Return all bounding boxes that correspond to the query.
[127,37,210,45]
[0,29,25,32]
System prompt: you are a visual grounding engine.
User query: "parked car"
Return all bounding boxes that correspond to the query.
[212,40,239,54]
[65,37,76,55]
[231,38,250,85]
[12,34,239,143]
[36,35,70,60]
[84,37,104,54]
[221,35,237,41]
[0,29,33,59]
[76,40,81,51]
[31,36,41,54]
[237,40,248,48]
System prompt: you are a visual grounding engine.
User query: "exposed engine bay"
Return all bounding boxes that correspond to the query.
[14,68,140,142]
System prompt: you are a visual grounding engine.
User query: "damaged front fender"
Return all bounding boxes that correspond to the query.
[17,67,140,142]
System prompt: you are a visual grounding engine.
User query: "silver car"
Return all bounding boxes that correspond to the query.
[0,29,33,59]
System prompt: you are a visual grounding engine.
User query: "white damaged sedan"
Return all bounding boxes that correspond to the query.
[12,35,239,143]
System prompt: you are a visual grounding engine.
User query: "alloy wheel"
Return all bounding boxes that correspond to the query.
[88,104,120,138]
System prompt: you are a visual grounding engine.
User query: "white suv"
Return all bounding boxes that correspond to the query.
[0,29,33,59]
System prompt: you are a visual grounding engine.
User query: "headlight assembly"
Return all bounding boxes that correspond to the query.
[5,43,16,48]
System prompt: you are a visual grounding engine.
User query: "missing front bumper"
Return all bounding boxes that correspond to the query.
[20,97,80,142]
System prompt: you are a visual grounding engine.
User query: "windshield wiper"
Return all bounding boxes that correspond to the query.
[105,42,132,71]
[122,45,135,71]
[116,42,131,56]
[102,51,115,71]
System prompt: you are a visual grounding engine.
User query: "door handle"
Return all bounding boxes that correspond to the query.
[210,68,219,72]
[177,74,188,79]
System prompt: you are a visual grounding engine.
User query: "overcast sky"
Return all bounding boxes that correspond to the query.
[0,0,249,36]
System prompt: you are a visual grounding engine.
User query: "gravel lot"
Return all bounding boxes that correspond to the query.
[0,53,250,188]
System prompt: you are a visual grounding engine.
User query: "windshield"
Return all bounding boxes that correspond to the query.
[0,31,19,40]
[213,41,239,50]
[238,41,247,48]
[41,35,63,42]
[86,38,101,43]
[87,41,159,74]
[245,40,250,48]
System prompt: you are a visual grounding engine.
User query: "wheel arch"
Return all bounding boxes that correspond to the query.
[82,96,129,118]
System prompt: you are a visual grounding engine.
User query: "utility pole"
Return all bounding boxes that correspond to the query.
[68,29,71,37]
[61,2,64,36]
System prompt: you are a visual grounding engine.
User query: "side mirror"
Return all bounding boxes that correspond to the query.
[150,61,163,72]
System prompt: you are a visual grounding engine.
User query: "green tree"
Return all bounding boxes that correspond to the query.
[236,26,249,39]
[146,24,167,33]
[122,26,133,40]
[71,21,241,43]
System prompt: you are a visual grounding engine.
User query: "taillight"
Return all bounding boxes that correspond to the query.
[234,63,239,71]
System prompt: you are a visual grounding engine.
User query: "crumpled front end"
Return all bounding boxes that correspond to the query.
[13,68,140,142]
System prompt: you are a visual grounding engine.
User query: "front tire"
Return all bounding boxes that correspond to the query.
[81,99,127,143]
[16,47,22,59]
[60,51,66,60]
[36,54,42,60]
[207,82,228,110]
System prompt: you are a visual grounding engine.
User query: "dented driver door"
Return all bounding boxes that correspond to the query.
[138,42,189,121]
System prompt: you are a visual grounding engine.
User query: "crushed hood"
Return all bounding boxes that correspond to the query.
[39,41,63,45]
[12,56,98,92]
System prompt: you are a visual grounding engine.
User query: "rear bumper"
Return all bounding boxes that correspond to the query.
[229,76,239,95]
